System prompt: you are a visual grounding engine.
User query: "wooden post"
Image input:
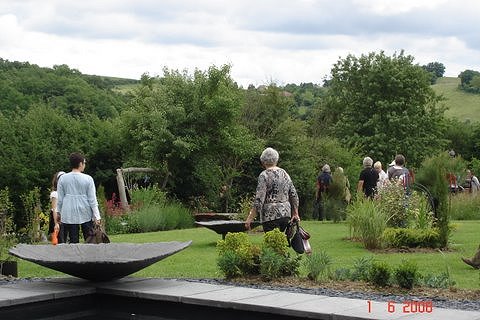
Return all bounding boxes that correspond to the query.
[116,168,156,212]
[116,169,130,212]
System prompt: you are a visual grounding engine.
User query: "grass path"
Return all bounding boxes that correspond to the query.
[16,220,480,289]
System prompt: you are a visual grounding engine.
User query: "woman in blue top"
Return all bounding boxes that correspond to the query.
[57,152,101,243]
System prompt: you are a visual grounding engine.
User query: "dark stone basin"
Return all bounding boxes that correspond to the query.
[195,220,261,239]
[9,241,192,282]
[194,213,235,222]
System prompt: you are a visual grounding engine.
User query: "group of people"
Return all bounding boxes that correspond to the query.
[48,152,101,244]
[243,148,412,231]
[357,154,412,199]
[244,148,413,231]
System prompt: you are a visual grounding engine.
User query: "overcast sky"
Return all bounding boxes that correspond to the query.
[0,0,479,87]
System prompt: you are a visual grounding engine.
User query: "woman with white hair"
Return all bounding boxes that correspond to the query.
[245,147,300,233]
[357,156,379,199]
[374,161,389,190]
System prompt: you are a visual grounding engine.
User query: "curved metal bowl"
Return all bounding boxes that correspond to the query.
[195,220,262,238]
[9,241,192,282]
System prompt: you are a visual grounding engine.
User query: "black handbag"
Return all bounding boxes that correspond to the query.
[285,221,311,254]
[86,224,110,244]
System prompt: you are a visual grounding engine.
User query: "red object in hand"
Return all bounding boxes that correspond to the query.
[51,229,58,245]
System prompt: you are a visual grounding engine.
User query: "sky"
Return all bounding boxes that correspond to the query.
[0,0,479,87]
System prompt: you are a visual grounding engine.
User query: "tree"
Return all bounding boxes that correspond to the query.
[458,69,480,94]
[315,51,447,167]
[121,65,263,211]
[422,62,445,83]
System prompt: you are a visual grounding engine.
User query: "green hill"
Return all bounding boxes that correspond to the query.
[432,77,480,122]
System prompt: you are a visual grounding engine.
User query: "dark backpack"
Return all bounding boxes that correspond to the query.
[318,172,332,193]
[391,167,412,193]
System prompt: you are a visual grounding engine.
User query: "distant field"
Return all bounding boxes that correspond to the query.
[432,77,480,122]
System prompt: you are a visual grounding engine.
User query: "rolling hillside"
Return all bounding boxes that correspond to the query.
[432,77,480,122]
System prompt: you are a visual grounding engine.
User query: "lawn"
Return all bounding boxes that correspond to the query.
[15,220,480,290]
[432,77,480,122]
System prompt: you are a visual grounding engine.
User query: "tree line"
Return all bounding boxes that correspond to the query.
[0,53,479,229]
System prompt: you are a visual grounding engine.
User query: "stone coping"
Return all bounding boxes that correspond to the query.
[1,278,479,320]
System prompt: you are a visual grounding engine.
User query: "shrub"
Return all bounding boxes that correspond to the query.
[217,250,243,279]
[217,230,299,280]
[382,228,441,248]
[405,191,436,229]
[130,185,167,209]
[304,250,332,281]
[347,197,388,249]
[331,267,352,281]
[377,182,410,228]
[421,272,456,289]
[217,232,260,278]
[263,228,289,257]
[351,256,374,281]
[416,152,458,248]
[0,187,16,261]
[236,194,254,221]
[369,261,391,287]
[394,260,419,289]
[104,214,130,235]
[259,247,285,280]
[261,229,301,279]
[127,202,193,233]
[20,187,43,243]
[325,169,349,222]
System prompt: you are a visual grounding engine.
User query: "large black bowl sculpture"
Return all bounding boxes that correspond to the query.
[195,220,261,239]
[9,241,192,282]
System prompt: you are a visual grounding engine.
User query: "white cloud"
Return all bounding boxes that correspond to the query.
[0,0,479,86]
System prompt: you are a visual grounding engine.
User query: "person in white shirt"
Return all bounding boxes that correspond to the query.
[57,152,101,243]
[466,169,480,193]
[49,171,65,243]
[374,161,389,190]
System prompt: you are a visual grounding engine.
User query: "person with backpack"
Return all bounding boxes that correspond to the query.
[387,154,412,194]
[357,157,379,199]
[314,164,332,220]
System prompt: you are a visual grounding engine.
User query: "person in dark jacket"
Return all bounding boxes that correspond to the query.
[314,164,332,221]
[357,157,379,199]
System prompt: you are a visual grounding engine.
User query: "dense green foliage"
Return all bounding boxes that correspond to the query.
[394,260,419,289]
[1,53,480,234]
[0,187,16,261]
[104,186,194,234]
[304,250,332,281]
[382,227,441,248]
[0,59,132,118]
[458,69,480,94]
[216,230,301,280]
[347,197,388,249]
[369,261,392,287]
[415,152,460,248]
[314,51,447,167]
[422,62,445,84]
